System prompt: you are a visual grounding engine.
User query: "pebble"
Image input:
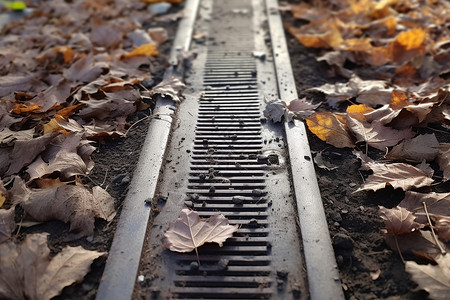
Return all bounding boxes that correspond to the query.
[349,182,357,187]
[329,211,342,222]
[189,261,199,270]
[148,3,171,15]
[217,258,229,270]
[137,275,145,283]
[333,233,353,250]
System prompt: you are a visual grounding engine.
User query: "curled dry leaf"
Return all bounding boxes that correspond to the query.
[0,208,15,244]
[379,206,421,235]
[151,76,185,102]
[0,233,105,300]
[399,191,450,225]
[356,162,434,192]
[11,178,116,238]
[163,208,238,255]
[405,254,450,300]
[263,101,285,123]
[386,134,440,162]
[263,98,319,122]
[347,117,414,151]
[305,112,355,148]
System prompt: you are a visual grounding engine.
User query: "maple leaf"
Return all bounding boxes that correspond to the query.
[264,98,319,122]
[0,75,43,98]
[306,112,355,148]
[356,162,434,192]
[405,254,450,300]
[399,191,450,224]
[150,76,185,102]
[63,54,109,83]
[379,206,421,235]
[347,117,414,150]
[0,233,105,300]
[346,104,374,120]
[386,134,439,162]
[11,178,115,238]
[163,208,238,262]
[0,209,15,244]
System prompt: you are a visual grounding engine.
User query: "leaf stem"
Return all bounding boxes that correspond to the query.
[394,236,405,264]
[422,201,446,255]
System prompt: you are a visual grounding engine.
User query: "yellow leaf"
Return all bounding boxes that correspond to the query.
[390,91,413,110]
[0,195,5,208]
[306,112,355,148]
[346,104,374,120]
[121,43,159,59]
[12,102,42,114]
[43,117,69,135]
[395,28,426,51]
[57,104,83,118]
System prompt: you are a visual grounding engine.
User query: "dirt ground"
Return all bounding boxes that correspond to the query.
[10,1,447,300]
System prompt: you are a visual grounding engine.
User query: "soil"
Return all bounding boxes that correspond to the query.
[281,7,447,300]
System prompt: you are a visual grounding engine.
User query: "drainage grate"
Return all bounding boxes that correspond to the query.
[170,50,272,299]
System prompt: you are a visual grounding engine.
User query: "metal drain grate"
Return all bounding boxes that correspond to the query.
[171,48,273,299]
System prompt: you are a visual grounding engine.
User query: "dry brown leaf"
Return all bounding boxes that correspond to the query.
[0,128,34,146]
[63,54,109,83]
[148,27,168,46]
[0,75,43,98]
[386,134,439,162]
[437,144,450,181]
[386,230,450,259]
[151,76,185,102]
[0,233,105,300]
[356,162,434,192]
[264,98,320,122]
[163,208,238,255]
[347,117,414,150]
[264,101,286,123]
[379,206,421,235]
[5,132,58,176]
[0,181,6,208]
[405,254,450,300]
[306,112,355,148]
[26,133,94,181]
[399,191,450,224]
[308,75,393,108]
[90,18,124,49]
[11,178,115,238]
[0,209,15,244]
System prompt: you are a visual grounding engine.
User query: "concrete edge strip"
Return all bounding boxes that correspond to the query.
[95,1,200,299]
[265,0,345,299]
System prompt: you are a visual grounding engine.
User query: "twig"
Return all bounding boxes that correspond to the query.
[101,169,108,187]
[15,213,24,238]
[422,201,446,255]
[394,236,405,264]
[125,113,172,136]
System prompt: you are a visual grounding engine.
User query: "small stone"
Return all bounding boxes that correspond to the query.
[349,182,357,187]
[248,218,259,228]
[333,233,353,250]
[252,189,263,196]
[277,270,288,279]
[232,196,244,205]
[341,209,349,215]
[137,275,145,283]
[329,211,343,222]
[148,3,171,15]
[190,261,199,270]
[336,255,344,267]
[217,258,229,270]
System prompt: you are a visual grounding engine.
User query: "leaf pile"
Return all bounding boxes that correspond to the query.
[0,0,184,298]
[284,0,450,297]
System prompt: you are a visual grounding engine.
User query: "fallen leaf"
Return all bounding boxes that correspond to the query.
[399,191,450,224]
[386,134,439,162]
[0,180,7,208]
[0,209,15,244]
[0,233,105,300]
[5,132,58,176]
[346,104,374,120]
[163,208,238,257]
[90,18,124,49]
[0,75,43,98]
[306,112,355,148]
[379,206,421,235]
[151,76,185,102]
[0,128,34,146]
[63,54,109,83]
[148,27,168,45]
[26,133,94,181]
[121,43,159,59]
[390,90,414,110]
[347,117,414,150]
[416,160,434,178]
[386,230,450,259]
[11,178,115,238]
[263,101,285,123]
[437,144,450,181]
[287,97,321,119]
[405,254,450,300]
[391,28,427,64]
[356,162,434,192]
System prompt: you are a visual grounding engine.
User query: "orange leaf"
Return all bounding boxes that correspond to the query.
[306,112,355,148]
[346,104,374,120]
[12,102,42,114]
[390,91,413,110]
[395,28,426,51]
[57,104,83,118]
[54,46,74,64]
[43,117,69,135]
[121,43,158,59]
